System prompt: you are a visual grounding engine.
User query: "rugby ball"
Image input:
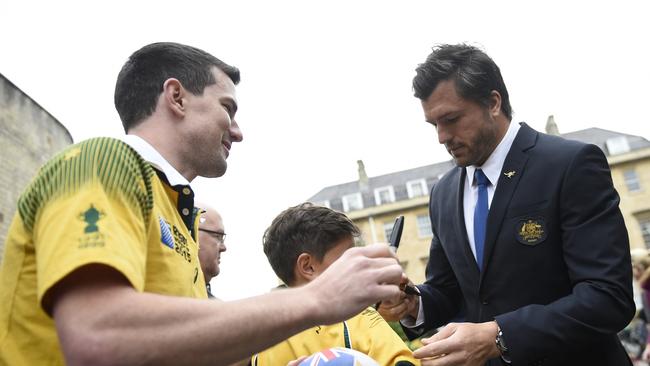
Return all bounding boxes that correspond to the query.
[298,347,379,366]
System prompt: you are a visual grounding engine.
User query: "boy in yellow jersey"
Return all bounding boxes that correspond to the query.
[253,203,419,366]
[0,42,405,366]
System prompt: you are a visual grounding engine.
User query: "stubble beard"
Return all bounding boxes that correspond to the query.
[454,119,499,168]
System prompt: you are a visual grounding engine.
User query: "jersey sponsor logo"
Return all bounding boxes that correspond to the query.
[159,216,175,249]
[78,204,106,248]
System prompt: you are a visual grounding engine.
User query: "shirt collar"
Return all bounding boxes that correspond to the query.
[120,134,190,186]
[466,121,521,186]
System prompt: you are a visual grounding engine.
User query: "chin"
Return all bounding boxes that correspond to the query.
[452,157,470,168]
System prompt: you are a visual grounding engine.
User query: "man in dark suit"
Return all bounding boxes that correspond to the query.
[377,44,635,365]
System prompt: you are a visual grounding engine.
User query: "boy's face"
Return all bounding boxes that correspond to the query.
[312,236,355,277]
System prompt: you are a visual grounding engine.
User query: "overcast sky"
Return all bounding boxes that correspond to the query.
[2,0,649,300]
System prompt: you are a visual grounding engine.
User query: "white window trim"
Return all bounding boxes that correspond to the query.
[342,193,363,212]
[406,179,428,198]
[374,186,396,205]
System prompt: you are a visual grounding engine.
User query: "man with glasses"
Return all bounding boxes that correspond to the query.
[197,204,227,298]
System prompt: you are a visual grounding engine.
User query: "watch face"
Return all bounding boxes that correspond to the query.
[496,330,508,352]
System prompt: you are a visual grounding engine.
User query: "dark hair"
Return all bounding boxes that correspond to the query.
[114,42,240,132]
[263,202,360,285]
[413,43,512,120]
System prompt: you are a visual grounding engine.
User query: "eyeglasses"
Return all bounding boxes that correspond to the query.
[199,228,226,243]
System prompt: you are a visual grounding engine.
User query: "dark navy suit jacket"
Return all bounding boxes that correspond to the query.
[409,123,635,365]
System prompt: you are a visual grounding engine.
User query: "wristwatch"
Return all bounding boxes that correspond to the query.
[495,325,512,364]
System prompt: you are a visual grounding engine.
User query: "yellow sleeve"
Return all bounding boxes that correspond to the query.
[17,138,154,310]
[352,307,420,366]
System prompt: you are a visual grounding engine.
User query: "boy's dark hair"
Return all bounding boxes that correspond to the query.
[413,43,512,120]
[114,42,240,132]
[263,202,360,285]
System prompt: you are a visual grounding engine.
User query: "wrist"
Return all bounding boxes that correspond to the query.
[408,300,420,319]
[494,322,512,364]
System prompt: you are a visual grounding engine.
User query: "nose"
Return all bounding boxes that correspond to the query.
[230,119,243,143]
[220,242,227,253]
[436,124,450,145]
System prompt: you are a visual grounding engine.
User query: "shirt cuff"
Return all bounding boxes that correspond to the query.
[400,297,425,328]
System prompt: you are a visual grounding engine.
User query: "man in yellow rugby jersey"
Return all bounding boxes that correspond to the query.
[0,42,404,366]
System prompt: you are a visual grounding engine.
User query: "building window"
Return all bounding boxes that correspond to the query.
[383,222,394,241]
[606,136,631,155]
[342,193,363,212]
[416,214,432,238]
[406,179,428,198]
[624,170,641,192]
[639,218,650,249]
[374,186,395,205]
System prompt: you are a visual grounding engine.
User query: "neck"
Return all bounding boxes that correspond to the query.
[128,121,196,182]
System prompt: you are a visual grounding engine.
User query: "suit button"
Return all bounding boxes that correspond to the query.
[481,300,489,305]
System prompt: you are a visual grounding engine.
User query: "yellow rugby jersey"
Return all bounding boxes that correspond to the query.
[0,137,206,366]
[252,307,419,366]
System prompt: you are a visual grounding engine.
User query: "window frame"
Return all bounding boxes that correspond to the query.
[342,193,364,212]
[374,185,396,205]
[406,179,428,198]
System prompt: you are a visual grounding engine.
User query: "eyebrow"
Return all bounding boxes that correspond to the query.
[427,109,457,125]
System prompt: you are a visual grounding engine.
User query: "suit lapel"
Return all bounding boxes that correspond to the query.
[481,123,537,274]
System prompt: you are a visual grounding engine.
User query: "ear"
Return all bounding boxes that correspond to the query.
[162,78,185,118]
[488,90,502,118]
[295,253,317,282]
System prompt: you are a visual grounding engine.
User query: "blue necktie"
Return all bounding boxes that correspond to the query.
[473,169,490,271]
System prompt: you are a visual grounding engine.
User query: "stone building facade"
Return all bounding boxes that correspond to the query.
[0,73,72,262]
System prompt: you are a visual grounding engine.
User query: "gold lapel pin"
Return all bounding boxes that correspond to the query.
[504,171,516,178]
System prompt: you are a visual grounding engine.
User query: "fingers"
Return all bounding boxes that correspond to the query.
[353,243,399,260]
[413,337,454,361]
[306,244,405,324]
[427,323,457,343]
[377,291,416,321]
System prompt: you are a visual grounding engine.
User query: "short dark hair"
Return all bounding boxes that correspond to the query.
[114,42,240,132]
[263,202,360,285]
[413,43,512,120]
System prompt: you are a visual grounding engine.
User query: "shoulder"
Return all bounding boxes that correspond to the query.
[516,123,591,157]
[429,165,461,203]
[17,137,155,230]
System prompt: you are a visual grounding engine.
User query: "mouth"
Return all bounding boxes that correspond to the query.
[222,141,231,157]
[447,145,464,156]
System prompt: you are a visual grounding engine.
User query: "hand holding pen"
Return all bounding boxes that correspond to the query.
[387,216,420,297]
